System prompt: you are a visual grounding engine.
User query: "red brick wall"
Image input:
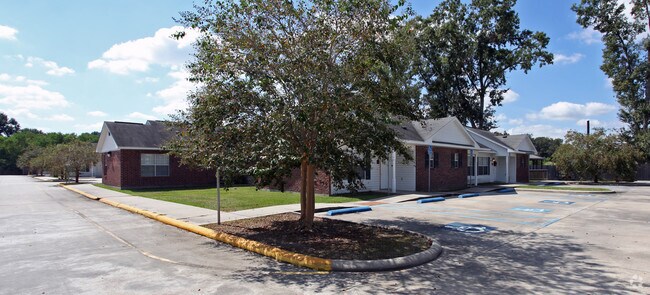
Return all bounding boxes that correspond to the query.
[276,168,331,195]
[102,151,121,187]
[516,154,530,183]
[102,150,216,189]
[415,146,468,192]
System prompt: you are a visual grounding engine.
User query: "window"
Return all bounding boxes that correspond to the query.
[469,156,491,175]
[451,152,461,168]
[355,156,371,180]
[426,150,439,169]
[141,154,170,177]
[478,157,490,175]
[433,152,439,168]
[520,156,527,168]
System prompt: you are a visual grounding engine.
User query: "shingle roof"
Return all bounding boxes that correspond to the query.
[390,121,423,141]
[105,120,176,149]
[499,134,527,151]
[466,127,512,149]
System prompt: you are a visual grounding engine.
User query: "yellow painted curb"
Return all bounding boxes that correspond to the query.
[60,184,332,271]
[58,183,101,200]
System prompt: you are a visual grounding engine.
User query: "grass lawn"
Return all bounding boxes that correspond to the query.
[94,184,388,212]
[516,185,612,192]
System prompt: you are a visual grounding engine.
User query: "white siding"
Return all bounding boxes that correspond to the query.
[396,145,416,191]
[433,123,475,146]
[331,158,382,195]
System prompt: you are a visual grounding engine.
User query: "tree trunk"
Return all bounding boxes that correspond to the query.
[299,157,307,222]
[594,174,599,183]
[302,164,316,230]
[75,169,80,183]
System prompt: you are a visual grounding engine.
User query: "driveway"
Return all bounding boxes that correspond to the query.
[2,176,649,294]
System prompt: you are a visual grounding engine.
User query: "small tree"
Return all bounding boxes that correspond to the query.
[63,141,99,183]
[552,129,642,182]
[531,136,563,159]
[172,0,420,229]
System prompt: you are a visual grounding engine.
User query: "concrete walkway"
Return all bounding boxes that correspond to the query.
[63,183,377,225]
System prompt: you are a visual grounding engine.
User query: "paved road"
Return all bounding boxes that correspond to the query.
[1,176,649,294]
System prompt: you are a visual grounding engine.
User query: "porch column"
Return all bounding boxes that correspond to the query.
[505,154,510,183]
[474,152,478,186]
[391,151,397,193]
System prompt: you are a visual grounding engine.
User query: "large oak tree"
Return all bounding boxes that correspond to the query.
[170,0,420,229]
[415,0,553,129]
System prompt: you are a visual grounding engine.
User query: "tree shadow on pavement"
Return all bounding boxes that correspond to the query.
[231,217,637,294]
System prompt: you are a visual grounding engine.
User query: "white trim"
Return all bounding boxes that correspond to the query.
[466,129,513,151]
[401,139,481,150]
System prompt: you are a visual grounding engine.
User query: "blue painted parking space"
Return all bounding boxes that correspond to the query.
[511,207,552,213]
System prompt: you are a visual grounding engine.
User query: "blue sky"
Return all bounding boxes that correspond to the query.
[0,0,621,138]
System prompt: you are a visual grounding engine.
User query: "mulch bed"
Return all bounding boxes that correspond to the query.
[202,213,431,260]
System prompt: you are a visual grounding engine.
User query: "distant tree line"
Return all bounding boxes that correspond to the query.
[0,112,100,181]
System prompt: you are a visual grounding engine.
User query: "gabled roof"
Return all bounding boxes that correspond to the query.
[390,121,424,142]
[466,128,537,154]
[466,127,512,149]
[392,117,479,149]
[99,120,177,151]
[499,134,527,150]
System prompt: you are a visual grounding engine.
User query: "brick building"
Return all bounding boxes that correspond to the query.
[96,120,215,189]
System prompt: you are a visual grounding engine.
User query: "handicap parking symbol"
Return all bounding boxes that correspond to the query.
[444,222,496,233]
[540,200,575,205]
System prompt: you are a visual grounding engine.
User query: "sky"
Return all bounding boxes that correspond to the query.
[0,0,624,138]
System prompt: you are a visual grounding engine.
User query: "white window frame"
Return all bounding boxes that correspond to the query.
[141,153,170,177]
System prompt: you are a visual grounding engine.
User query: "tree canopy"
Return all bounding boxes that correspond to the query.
[0,112,20,137]
[171,0,420,228]
[415,0,553,129]
[552,129,642,182]
[531,136,563,159]
[573,0,650,157]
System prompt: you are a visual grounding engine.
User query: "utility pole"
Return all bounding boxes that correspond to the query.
[587,120,590,135]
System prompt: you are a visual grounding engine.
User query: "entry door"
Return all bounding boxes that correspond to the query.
[380,160,390,190]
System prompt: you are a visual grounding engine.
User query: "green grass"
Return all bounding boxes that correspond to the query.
[516,185,611,192]
[94,184,388,212]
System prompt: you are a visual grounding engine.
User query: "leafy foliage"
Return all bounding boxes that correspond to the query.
[0,129,100,175]
[573,0,650,158]
[552,129,642,182]
[531,136,563,158]
[0,112,20,137]
[415,0,553,129]
[170,0,420,228]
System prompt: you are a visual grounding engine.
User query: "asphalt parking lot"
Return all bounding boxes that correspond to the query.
[323,187,650,294]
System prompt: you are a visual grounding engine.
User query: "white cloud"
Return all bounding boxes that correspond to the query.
[87,111,108,117]
[0,25,18,41]
[26,57,75,76]
[504,124,569,139]
[0,84,69,110]
[152,69,194,115]
[537,101,616,121]
[494,113,507,121]
[553,53,585,65]
[568,27,602,45]
[508,118,524,125]
[502,89,519,104]
[136,77,160,84]
[74,122,104,132]
[127,112,158,120]
[46,114,74,121]
[576,119,602,127]
[88,26,199,75]
[0,73,49,86]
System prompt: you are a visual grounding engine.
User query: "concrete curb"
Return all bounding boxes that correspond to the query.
[59,184,442,272]
[515,188,616,194]
[330,242,442,272]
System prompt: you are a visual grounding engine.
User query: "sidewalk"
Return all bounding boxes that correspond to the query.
[63,184,369,225]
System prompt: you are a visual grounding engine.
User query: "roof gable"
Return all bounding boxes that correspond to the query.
[97,120,177,151]
[414,117,478,147]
